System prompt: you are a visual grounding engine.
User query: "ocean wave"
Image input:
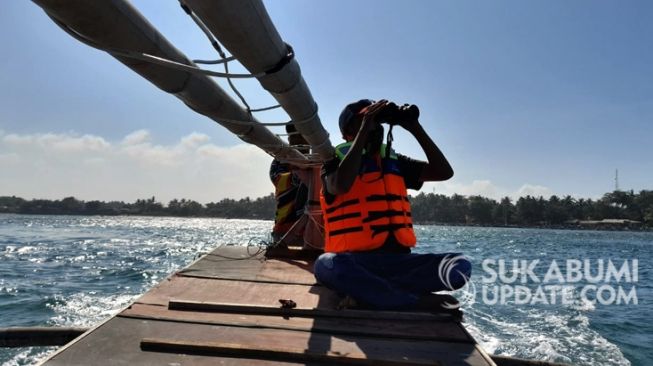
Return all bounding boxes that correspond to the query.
[1,217,649,365]
[0,347,56,366]
[464,300,631,365]
[47,292,137,327]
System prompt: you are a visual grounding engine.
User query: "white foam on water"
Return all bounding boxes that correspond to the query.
[464,303,632,366]
[109,238,130,244]
[69,255,86,262]
[17,246,39,254]
[464,321,502,354]
[570,297,596,312]
[47,292,138,327]
[1,347,56,366]
[0,285,18,294]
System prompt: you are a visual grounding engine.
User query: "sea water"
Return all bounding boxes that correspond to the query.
[0,214,650,365]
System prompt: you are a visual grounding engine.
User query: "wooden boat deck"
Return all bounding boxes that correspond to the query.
[41,245,496,365]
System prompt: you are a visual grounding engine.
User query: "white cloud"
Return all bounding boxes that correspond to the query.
[426,179,502,198]
[121,129,150,145]
[0,152,20,164]
[0,130,274,203]
[515,184,554,198]
[424,180,555,200]
[3,132,110,152]
[1,129,558,204]
[180,132,210,148]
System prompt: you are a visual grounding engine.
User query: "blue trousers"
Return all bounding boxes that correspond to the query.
[314,252,471,310]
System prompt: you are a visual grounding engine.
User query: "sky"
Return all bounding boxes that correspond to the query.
[1,1,651,204]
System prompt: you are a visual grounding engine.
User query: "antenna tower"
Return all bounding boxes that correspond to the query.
[615,169,620,191]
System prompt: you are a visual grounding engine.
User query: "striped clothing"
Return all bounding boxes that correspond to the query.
[270,160,308,235]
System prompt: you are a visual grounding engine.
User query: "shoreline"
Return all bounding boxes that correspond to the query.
[2,212,650,232]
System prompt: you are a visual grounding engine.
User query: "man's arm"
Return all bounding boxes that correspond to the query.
[325,101,388,195]
[292,166,312,186]
[403,121,454,182]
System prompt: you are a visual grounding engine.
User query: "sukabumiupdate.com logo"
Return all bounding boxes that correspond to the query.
[439,258,639,308]
[437,254,475,309]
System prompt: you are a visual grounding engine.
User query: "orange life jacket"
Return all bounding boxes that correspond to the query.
[320,142,416,253]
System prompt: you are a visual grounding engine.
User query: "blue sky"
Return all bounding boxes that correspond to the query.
[1,1,651,203]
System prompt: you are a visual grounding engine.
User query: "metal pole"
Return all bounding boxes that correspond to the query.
[182,0,334,160]
[31,0,305,162]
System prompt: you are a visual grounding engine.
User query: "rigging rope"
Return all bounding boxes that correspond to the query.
[177,2,318,171]
[249,105,283,113]
[49,10,309,150]
[178,1,290,117]
[192,57,236,65]
[178,1,253,112]
[49,12,312,163]
[48,14,259,79]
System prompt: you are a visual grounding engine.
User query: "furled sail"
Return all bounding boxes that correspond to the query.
[31,0,315,163]
[181,0,334,161]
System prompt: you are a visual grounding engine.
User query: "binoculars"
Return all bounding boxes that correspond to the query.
[376,102,420,126]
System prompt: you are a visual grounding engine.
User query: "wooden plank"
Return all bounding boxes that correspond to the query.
[136,275,342,309]
[139,276,462,320]
[45,317,492,366]
[178,248,318,285]
[208,245,268,259]
[120,303,471,342]
[40,244,494,366]
[43,317,303,366]
[140,338,440,366]
[168,300,459,321]
[178,249,266,279]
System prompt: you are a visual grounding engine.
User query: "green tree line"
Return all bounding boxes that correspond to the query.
[410,190,653,227]
[1,190,652,228]
[0,195,275,219]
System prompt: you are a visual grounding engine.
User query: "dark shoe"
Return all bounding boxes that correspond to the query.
[336,295,359,310]
[411,294,463,320]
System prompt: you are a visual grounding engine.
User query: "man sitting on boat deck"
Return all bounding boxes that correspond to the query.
[270,124,310,247]
[315,99,471,311]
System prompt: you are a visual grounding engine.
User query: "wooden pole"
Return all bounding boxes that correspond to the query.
[168,299,459,321]
[141,338,438,366]
[0,327,87,348]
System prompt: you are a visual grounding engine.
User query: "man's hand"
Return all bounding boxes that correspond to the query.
[359,100,389,134]
[326,99,388,196]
